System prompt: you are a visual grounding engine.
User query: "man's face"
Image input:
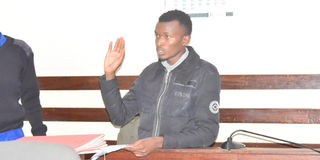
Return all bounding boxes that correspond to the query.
[155,20,190,65]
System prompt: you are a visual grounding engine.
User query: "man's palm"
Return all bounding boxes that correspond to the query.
[104,37,125,79]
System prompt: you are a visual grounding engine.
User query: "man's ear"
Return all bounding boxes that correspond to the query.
[182,35,191,46]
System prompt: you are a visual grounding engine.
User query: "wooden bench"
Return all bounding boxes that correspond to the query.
[37,74,320,148]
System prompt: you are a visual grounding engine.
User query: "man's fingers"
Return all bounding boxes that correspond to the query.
[113,37,120,52]
[108,41,113,53]
[124,144,135,151]
[132,150,148,157]
[135,153,146,157]
[136,149,151,157]
[107,37,125,54]
[119,38,125,54]
[121,37,125,48]
[116,37,124,53]
[125,143,144,152]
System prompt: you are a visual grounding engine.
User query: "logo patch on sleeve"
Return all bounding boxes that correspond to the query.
[209,101,219,114]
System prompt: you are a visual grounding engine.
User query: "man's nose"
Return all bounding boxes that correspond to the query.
[156,37,165,46]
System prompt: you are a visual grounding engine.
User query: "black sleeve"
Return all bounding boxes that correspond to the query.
[21,47,47,136]
[99,75,139,127]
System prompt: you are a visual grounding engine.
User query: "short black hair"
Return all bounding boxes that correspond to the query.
[158,10,192,35]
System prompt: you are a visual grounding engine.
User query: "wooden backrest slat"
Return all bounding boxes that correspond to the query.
[38,76,100,90]
[41,108,110,122]
[38,74,320,90]
[220,108,320,124]
[221,74,320,89]
[38,76,137,90]
[40,108,320,124]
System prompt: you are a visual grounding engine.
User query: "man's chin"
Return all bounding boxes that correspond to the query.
[158,58,167,62]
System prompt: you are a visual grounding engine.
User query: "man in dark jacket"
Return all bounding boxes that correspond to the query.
[99,10,220,156]
[0,32,47,141]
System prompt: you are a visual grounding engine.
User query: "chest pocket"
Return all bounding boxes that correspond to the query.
[162,78,198,117]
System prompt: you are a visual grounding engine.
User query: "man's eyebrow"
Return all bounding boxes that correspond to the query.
[154,31,171,35]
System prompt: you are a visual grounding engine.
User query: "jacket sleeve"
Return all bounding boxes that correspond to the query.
[163,67,220,148]
[21,51,47,136]
[99,75,139,126]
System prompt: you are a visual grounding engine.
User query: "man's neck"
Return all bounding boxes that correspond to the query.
[162,47,189,72]
[0,32,7,47]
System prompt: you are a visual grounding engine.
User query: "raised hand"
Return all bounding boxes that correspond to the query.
[104,37,125,80]
[125,137,163,157]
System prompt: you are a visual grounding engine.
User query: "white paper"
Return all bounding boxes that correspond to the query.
[90,144,126,160]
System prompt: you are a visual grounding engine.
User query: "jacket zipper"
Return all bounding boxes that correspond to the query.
[153,71,171,136]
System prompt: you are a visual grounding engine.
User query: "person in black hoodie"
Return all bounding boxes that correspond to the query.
[0,32,47,141]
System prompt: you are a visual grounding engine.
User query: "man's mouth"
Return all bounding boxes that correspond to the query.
[157,49,165,55]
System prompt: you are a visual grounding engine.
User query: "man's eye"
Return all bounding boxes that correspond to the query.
[166,35,172,39]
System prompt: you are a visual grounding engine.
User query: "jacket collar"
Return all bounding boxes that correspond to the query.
[170,46,201,84]
[174,46,200,72]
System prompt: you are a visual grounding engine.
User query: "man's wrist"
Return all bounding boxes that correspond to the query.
[155,136,164,148]
[105,73,115,80]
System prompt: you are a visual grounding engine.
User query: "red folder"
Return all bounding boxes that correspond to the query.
[16,134,107,154]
